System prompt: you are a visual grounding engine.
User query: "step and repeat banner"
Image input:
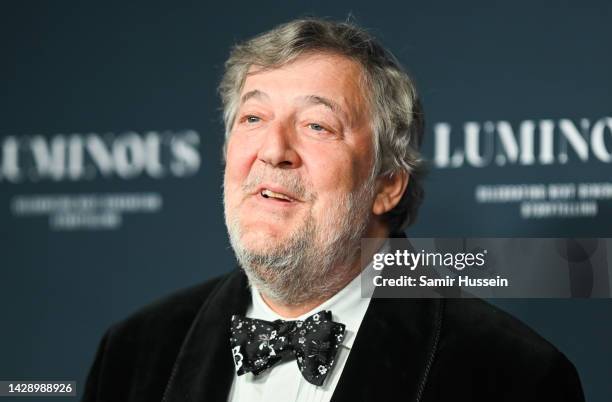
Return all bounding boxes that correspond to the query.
[1,1,611,401]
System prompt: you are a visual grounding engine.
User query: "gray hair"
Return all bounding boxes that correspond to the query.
[219,17,426,231]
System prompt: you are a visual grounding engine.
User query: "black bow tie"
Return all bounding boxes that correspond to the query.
[229,310,346,386]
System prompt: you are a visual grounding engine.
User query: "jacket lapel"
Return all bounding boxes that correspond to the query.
[331,297,444,402]
[331,233,444,402]
[162,269,250,402]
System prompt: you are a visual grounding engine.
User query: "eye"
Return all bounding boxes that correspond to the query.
[245,115,261,124]
[308,123,328,132]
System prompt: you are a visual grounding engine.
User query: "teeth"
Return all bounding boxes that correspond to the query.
[261,189,293,201]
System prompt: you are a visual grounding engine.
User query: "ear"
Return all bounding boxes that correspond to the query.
[372,170,409,216]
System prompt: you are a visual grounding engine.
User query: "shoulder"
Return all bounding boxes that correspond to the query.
[82,271,235,402]
[437,298,566,365]
[108,272,229,342]
[441,298,557,355]
[425,298,584,401]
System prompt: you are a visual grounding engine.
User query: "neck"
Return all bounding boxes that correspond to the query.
[259,220,390,319]
[259,293,332,318]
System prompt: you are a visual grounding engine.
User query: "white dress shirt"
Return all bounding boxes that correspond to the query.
[227,251,383,402]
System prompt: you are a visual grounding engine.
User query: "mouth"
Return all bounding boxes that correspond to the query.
[260,188,296,203]
[254,185,301,203]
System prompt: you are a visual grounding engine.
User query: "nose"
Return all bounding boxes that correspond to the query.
[257,121,301,168]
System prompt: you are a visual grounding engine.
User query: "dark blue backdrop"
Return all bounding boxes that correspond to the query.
[1,1,611,401]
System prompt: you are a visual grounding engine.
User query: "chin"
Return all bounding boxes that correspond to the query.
[238,222,293,253]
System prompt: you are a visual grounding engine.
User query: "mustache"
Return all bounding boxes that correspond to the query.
[241,167,314,201]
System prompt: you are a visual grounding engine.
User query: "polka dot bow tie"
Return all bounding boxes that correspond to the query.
[230,310,346,386]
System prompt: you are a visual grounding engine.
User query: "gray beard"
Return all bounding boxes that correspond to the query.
[225,181,374,306]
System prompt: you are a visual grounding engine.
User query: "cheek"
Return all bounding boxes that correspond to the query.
[303,145,371,195]
[303,156,356,222]
[224,136,257,191]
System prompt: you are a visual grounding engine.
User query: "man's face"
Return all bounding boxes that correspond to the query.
[223,52,378,303]
[223,52,375,251]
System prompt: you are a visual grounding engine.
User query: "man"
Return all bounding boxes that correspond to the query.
[82,18,584,402]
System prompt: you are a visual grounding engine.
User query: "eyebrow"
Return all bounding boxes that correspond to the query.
[239,90,349,123]
[240,89,270,105]
[297,95,345,116]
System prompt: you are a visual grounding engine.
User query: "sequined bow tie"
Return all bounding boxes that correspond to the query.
[229,310,346,386]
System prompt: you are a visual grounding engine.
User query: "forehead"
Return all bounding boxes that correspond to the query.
[240,52,369,121]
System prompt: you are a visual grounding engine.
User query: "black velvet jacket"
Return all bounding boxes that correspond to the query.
[82,267,584,402]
